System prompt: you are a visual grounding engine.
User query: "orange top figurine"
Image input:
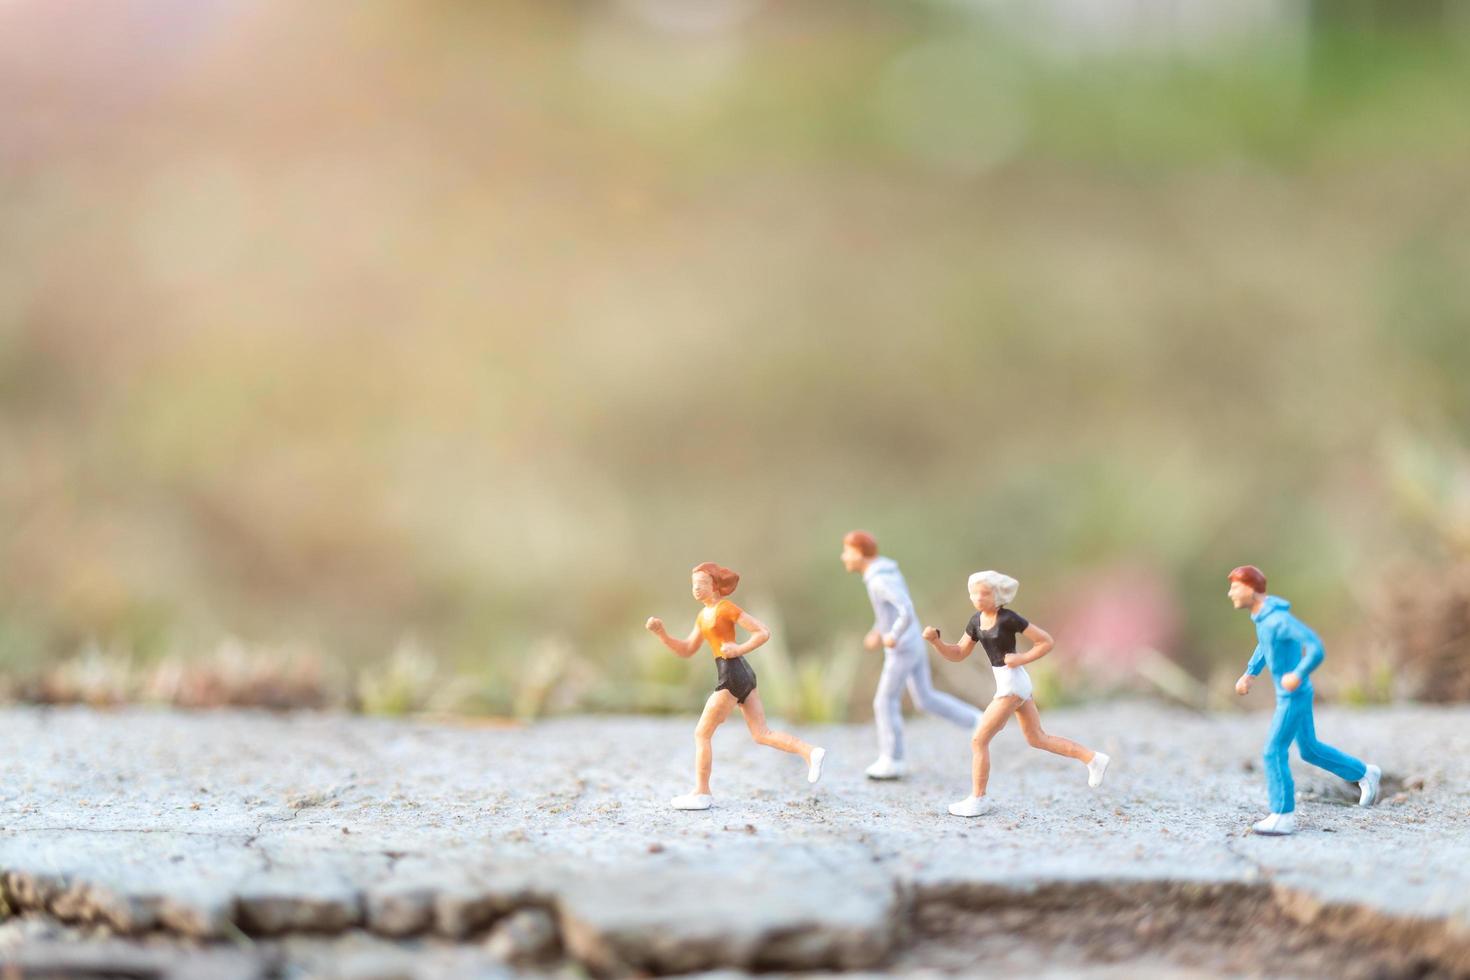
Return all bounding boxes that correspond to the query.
[646,562,826,811]
[697,597,743,658]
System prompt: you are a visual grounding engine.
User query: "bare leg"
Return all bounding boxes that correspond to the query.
[970,696,1022,798]
[739,690,812,762]
[1015,700,1094,764]
[693,690,737,795]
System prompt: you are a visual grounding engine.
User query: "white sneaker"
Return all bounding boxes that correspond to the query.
[1358,764,1381,807]
[948,795,992,818]
[807,747,827,784]
[1252,812,1296,836]
[864,756,907,780]
[1087,752,1111,788]
[670,793,712,811]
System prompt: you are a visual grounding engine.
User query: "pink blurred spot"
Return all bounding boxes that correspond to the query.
[1051,564,1181,670]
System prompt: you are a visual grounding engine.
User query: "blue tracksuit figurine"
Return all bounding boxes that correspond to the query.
[1228,565,1381,835]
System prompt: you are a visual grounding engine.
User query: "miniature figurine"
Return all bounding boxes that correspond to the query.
[840,531,982,779]
[646,562,826,811]
[1228,565,1380,835]
[923,570,1109,816]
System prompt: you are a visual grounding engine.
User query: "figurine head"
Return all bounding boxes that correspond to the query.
[840,530,879,573]
[1227,565,1267,609]
[968,570,1019,612]
[691,562,740,603]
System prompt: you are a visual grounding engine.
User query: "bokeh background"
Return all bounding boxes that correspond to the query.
[3,0,1469,720]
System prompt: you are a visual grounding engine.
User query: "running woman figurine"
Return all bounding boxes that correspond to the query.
[1228,565,1380,835]
[646,562,826,811]
[923,570,1109,817]
[841,531,982,779]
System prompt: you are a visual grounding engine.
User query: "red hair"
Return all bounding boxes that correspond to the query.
[1228,565,1267,593]
[843,530,879,557]
[692,562,740,596]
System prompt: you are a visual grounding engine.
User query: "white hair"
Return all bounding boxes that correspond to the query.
[968,570,1019,606]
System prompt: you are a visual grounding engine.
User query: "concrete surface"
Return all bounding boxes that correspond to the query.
[1,702,1468,977]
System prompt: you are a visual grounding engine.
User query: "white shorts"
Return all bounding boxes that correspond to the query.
[991,665,1033,702]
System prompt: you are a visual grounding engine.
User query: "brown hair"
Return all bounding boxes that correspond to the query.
[843,530,879,558]
[691,562,740,596]
[1228,565,1267,593]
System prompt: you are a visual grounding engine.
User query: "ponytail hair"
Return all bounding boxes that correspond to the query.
[692,561,740,596]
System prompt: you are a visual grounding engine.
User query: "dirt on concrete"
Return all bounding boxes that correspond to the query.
[1,703,1467,977]
[906,879,1467,979]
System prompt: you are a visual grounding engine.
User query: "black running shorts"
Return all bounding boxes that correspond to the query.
[715,656,757,704]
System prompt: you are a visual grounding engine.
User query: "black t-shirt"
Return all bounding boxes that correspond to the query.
[965,608,1030,667]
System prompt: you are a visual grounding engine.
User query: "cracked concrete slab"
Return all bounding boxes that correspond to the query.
[2,703,1468,976]
[559,856,898,973]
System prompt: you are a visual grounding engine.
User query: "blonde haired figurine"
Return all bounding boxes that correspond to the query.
[923,570,1110,816]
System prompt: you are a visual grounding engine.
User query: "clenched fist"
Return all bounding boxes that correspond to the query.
[922,626,940,642]
[1234,674,1251,696]
[645,617,664,634]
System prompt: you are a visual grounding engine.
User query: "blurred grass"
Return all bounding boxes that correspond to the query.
[2,2,1470,719]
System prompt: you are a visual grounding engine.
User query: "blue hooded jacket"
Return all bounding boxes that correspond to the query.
[1245,595,1324,699]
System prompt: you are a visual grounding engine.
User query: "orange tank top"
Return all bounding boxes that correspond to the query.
[698,600,742,658]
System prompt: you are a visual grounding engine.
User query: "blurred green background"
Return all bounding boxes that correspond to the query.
[3,0,1469,718]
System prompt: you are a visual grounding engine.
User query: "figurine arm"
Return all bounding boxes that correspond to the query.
[923,626,976,663]
[645,617,702,657]
[872,582,909,646]
[1005,623,1054,667]
[1291,621,1325,679]
[868,600,884,638]
[1236,637,1268,695]
[868,604,887,638]
[886,597,913,645]
[1244,642,1266,677]
[722,609,771,658]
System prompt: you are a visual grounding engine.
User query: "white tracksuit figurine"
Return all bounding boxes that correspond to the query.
[841,531,983,779]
